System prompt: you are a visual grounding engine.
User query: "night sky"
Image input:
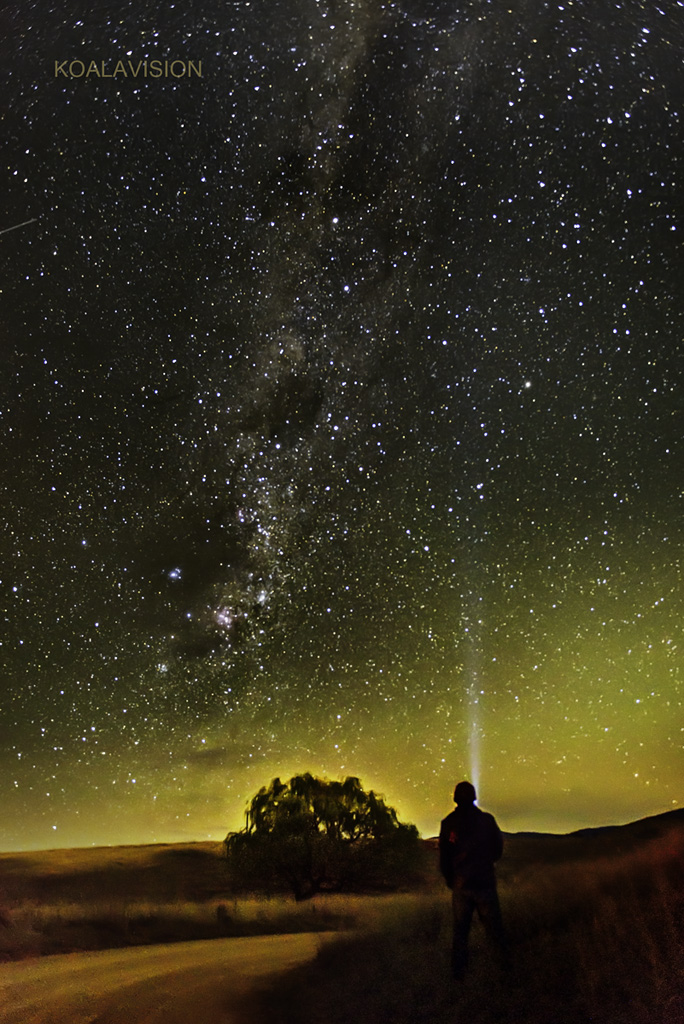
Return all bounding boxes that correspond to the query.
[2,0,683,852]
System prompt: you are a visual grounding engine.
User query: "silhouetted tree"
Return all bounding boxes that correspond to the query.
[224,773,422,899]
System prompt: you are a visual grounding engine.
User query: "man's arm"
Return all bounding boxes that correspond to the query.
[488,815,504,862]
[438,818,455,887]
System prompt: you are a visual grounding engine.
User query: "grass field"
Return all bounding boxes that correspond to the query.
[1,811,683,1023]
[250,813,684,1024]
[0,842,354,960]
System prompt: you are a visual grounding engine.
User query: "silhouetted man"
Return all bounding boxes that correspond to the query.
[439,780,507,979]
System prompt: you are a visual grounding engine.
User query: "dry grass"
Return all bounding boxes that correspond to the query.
[0,841,356,961]
[0,841,230,907]
[0,895,356,961]
[249,825,684,1024]
[2,817,683,1024]
[0,837,438,962]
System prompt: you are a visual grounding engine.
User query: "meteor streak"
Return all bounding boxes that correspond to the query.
[0,217,38,236]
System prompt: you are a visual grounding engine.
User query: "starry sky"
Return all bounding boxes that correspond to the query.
[1,0,683,852]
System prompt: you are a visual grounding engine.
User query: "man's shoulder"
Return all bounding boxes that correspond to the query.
[478,809,501,831]
[440,807,500,832]
[440,809,458,831]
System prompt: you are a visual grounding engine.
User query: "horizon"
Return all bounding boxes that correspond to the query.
[2,792,682,855]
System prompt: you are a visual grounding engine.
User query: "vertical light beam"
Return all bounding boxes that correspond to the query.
[461,581,485,796]
[465,649,481,795]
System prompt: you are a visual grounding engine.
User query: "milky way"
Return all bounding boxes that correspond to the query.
[1,0,683,850]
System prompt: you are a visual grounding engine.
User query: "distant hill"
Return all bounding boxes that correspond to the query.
[2,807,682,906]
[423,807,684,883]
[566,806,684,840]
[496,807,684,880]
[427,805,684,844]
[509,806,684,842]
[0,841,228,907]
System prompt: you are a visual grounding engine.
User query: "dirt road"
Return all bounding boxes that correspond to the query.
[0,931,340,1023]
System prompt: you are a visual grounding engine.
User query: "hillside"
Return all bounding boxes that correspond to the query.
[2,806,682,910]
[498,806,684,881]
[0,842,228,909]
[250,807,684,1024]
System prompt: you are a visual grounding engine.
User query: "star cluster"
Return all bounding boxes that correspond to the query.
[1,0,682,850]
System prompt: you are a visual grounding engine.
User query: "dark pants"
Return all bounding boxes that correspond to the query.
[451,884,507,977]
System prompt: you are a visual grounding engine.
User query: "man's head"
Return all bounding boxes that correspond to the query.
[453,780,476,806]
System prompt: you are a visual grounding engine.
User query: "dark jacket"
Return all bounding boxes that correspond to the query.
[439,804,503,889]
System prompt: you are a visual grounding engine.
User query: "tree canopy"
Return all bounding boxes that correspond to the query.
[224,773,422,898]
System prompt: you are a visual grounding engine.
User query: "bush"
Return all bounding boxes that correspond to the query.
[224,773,422,898]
